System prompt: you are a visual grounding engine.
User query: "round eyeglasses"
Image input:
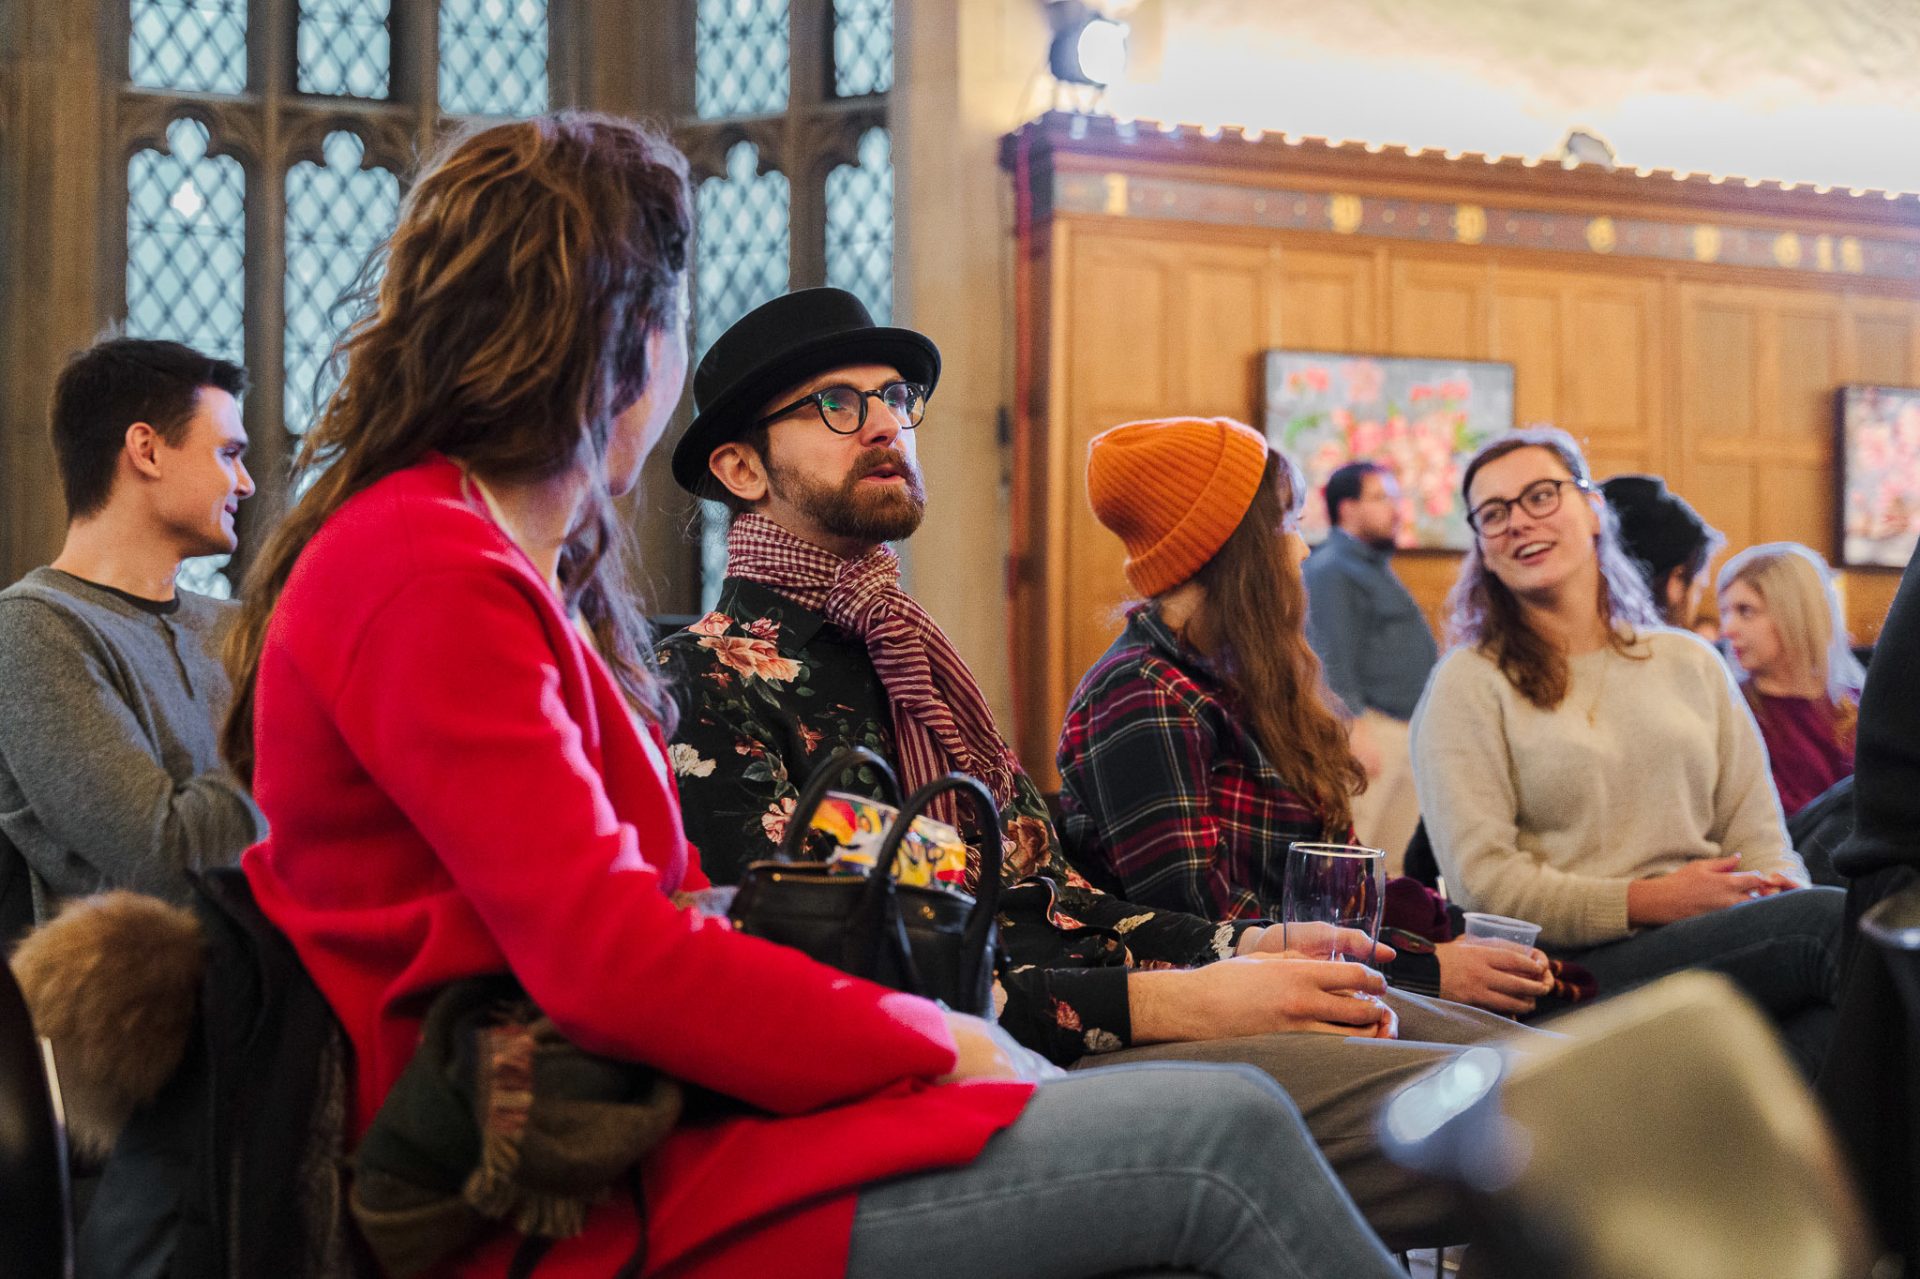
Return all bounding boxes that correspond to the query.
[756,380,929,435]
[1466,477,1591,536]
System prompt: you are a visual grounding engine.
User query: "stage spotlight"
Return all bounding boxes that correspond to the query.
[1048,3,1129,88]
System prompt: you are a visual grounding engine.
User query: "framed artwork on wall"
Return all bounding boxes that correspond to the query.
[1262,351,1516,551]
[1837,384,1920,569]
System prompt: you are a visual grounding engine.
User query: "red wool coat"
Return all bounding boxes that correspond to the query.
[241,457,1031,1278]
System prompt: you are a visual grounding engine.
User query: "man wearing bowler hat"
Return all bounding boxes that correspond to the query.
[658,288,1523,1250]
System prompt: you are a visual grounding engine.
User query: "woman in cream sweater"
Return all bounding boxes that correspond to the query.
[1410,427,1843,1073]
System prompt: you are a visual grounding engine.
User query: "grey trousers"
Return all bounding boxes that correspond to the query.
[1070,988,1532,1251]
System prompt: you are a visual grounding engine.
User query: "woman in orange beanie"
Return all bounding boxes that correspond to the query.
[1058,417,1554,1017]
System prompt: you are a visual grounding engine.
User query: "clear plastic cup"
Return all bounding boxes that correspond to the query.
[1460,911,1542,951]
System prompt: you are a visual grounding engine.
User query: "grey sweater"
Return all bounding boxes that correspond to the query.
[0,567,265,908]
[1410,628,1804,948]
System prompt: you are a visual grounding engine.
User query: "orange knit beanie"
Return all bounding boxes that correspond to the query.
[1087,416,1271,597]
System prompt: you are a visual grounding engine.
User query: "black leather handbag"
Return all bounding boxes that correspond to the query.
[728,746,1004,1017]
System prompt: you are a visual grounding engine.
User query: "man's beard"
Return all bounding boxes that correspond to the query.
[768,446,927,545]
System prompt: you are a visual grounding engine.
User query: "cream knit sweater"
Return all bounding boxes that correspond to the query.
[1410,628,1806,948]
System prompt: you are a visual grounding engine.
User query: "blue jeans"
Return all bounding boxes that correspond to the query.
[1557,886,1844,1075]
[846,1062,1404,1279]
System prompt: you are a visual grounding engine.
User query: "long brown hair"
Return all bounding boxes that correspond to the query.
[1445,427,1662,709]
[223,112,691,783]
[1179,450,1366,834]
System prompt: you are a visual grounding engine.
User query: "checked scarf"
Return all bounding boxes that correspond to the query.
[726,512,1020,836]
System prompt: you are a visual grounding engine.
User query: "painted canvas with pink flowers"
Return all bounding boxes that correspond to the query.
[1263,352,1514,551]
[1839,385,1920,569]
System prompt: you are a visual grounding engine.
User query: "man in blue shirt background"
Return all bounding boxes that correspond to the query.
[1303,461,1438,870]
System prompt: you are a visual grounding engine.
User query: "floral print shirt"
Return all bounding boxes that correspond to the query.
[656,577,1255,1065]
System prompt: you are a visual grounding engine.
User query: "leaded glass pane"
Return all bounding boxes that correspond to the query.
[298,0,391,97]
[695,141,790,354]
[127,118,247,363]
[825,128,892,324]
[832,0,891,98]
[285,132,400,433]
[177,555,234,598]
[130,0,248,94]
[695,0,789,119]
[438,0,549,117]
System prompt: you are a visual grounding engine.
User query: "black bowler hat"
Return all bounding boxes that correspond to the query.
[670,287,941,497]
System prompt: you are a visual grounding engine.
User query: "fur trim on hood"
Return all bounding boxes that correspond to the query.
[10,891,206,1161]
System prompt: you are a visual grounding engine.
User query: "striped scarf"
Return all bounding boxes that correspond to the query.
[726,512,1019,831]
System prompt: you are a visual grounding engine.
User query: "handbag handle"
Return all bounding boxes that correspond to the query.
[776,746,904,863]
[858,773,1006,1005]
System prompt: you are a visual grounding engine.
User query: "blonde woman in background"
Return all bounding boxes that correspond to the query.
[1717,543,1865,821]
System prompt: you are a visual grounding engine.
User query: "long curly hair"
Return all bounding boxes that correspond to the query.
[222,112,691,783]
[1444,427,1662,710]
[1180,450,1366,834]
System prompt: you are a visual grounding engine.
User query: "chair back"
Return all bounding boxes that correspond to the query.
[0,960,72,1278]
[1401,819,1441,890]
[1380,970,1880,1279]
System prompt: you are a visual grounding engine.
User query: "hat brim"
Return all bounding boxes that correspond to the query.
[671,326,941,498]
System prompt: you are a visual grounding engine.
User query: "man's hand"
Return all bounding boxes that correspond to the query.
[1626,855,1788,926]
[1435,940,1553,1016]
[1130,955,1397,1043]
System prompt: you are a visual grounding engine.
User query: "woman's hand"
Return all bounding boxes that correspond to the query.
[938,1012,1064,1083]
[1130,954,1397,1042]
[1626,855,1782,926]
[1435,940,1553,1016]
[1242,922,1397,965]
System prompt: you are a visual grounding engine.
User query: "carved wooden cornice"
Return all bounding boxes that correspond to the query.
[1003,111,1920,286]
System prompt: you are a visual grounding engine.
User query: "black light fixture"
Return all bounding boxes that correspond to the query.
[1047,1,1129,88]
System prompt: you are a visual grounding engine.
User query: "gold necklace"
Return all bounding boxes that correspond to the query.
[1584,649,1609,728]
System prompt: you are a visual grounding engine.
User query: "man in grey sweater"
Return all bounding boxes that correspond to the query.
[0,337,265,929]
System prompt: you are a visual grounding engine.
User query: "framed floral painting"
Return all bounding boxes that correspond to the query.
[1838,384,1920,569]
[1262,352,1516,551]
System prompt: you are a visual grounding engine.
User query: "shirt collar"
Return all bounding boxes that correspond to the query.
[1326,527,1390,567]
[713,576,829,651]
[1127,603,1224,685]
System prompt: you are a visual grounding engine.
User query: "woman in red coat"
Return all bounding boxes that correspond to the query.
[219,113,1403,1278]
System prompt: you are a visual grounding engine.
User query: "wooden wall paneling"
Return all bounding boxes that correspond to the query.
[1845,299,1917,386]
[1566,276,1665,452]
[1489,270,1561,425]
[1386,258,1491,360]
[1394,553,1465,640]
[1175,241,1270,416]
[1268,244,1379,354]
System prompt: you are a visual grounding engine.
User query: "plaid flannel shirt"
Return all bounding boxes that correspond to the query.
[1054,606,1444,995]
[1056,605,1329,922]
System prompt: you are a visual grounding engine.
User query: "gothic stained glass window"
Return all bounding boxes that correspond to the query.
[127,118,247,362]
[693,139,791,606]
[130,0,248,94]
[831,0,891,98]
[438,0,550,117]
[127,117,248,596]
[694,0,789,119]
[825,127,893,323]
[695,140,791,354]
[284,132,400,432]
[297,0,392,98]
